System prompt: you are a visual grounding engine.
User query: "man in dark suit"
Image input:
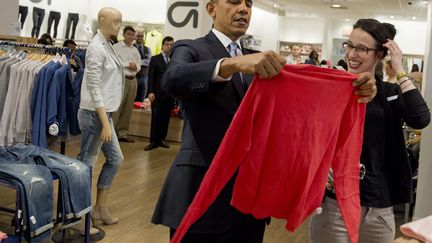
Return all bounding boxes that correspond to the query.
[152,0,377,242]
[144,36,174,151]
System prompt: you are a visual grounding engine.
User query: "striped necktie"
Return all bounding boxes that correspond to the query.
[228,42,248,90]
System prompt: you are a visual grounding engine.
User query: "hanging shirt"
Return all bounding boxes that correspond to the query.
[145,29,163,55]
[172,64,366,243]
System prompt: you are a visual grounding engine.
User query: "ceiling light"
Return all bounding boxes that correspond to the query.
[390,15,394,19]
[345,18,350,21]
[412,16,417,20]
[331,4,341,8]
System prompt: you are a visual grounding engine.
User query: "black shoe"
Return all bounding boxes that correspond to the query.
[144,143,159,151]
[159,141,170,148]
[118,137,135,143]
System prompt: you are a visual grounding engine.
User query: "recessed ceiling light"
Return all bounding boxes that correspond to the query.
[390,15,394,19]
[331,4,341,8]
[412,16,417,20]
[345,18,350,21]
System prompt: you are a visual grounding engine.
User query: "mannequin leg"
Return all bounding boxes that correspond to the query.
[91,188,119,225]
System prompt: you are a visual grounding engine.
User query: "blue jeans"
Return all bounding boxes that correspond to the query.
[77,109,124,189]
[0,163,53,239]
[5,143,92,219]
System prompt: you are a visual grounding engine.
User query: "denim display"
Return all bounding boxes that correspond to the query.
[46,11,61,38]
[5,143,92,219]
[77,109,123,189]
[31,7,45,38]
[0,163,53,238]
[65,13,79,40]
[18,6,28,29]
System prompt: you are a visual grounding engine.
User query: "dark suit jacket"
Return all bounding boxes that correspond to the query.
[152,31,259,234]
[148,53,169,99]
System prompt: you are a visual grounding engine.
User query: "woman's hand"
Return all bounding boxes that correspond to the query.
[383,39,404,74]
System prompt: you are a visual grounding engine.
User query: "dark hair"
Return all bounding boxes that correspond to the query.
[309,50,318,59]
[123,26,136,34]
[411,64,419,72]
[375,60,384,81]
[337,59,348,71]
[38,33,53,45]
[162,36,174,45]
[63,39,77,47]
[320,60,327,65]
[353,19,396,58]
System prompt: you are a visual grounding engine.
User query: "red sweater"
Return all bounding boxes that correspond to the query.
[172,65,366,243]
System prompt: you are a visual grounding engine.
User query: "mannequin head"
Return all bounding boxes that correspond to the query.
[98,7,122,41]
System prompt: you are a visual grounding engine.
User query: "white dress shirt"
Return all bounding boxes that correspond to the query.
[113,41,141,77]
[211,28,242,82]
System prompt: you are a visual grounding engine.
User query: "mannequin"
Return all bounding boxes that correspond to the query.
[76,7,124,235]
[75,14,94,41]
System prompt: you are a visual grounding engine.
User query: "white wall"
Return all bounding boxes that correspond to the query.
[278,17,325,44]
[0,0,19,36]
[246,6,279,51]
[93,0,166,24]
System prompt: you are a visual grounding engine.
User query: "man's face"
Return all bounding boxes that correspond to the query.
[67,44,76,50]
[136,32,144,44]
[123,30,135,45]
[162,40,174,54]
[291,46,301,57]
[207,0,252,41]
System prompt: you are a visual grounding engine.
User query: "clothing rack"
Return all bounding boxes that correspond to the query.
[0,41,91,242]
[0,40,72,55]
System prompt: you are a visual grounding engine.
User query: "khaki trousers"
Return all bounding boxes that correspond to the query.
[112,78,137,139]
[309,196,395,243]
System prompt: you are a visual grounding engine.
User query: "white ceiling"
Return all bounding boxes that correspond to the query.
[255,0,429,21]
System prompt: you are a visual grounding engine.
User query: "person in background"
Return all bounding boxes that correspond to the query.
[143,36,174,151]
[305,50,320,65]
[112,26,141,143]
[309,18,430,243]
[151,0,377,242]
[37,33,54,45]
[77,7,124,230]
[63,39,77,50]
[409,64,422,90]
[134,30,152,102]
[385,59,397,83]
[336,59,348,71]
[287,44,301,64]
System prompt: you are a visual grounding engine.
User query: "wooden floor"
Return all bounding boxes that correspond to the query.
[0,136,309,243]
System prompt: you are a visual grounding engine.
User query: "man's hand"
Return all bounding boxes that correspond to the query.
[128,62,138,71]
[220,51,286,79]
[148,93,155,103]
[352,72,377,103]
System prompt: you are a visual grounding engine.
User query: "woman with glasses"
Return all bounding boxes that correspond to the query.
[309,18,430,243]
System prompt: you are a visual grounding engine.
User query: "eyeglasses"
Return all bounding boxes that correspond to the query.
[342,41,376,55]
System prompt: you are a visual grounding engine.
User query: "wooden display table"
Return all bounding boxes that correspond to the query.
[128,109,183,142]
